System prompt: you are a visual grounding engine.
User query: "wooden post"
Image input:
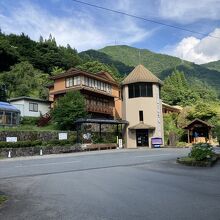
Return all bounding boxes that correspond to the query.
[187,129,190,144]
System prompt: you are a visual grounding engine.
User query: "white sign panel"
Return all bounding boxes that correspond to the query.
[6,137,17,142]
[59,133,67,140]
[118,139,123,149]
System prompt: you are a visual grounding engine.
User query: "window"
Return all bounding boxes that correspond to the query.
[66,77,73,87]
[84,77,89,86]
[128,83,153,98]
[128,84,134,98]
[139,111,143,122]
[97,81,101,90]
[29,102,38,112]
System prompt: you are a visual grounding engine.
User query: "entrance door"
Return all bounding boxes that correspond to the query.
[136,129,149,147]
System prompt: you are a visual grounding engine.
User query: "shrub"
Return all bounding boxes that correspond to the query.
[0,139,75,149]
[176,142,187,147]
[21,116,39,125]
[189,143,214,161]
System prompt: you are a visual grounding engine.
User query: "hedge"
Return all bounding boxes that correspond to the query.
[0,139,75,149]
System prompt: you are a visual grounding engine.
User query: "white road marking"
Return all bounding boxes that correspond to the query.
[135,153,172,158]
[14,160,81,168]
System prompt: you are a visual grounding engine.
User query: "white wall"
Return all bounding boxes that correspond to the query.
[10,99,50,117]
[122,84,164,148]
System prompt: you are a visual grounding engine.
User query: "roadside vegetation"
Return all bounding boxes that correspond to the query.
[177,143,218,167]
[0,195,7,205]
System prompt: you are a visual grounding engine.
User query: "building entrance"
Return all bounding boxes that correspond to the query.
[136,129,149,147]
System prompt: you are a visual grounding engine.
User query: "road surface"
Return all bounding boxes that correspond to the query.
[0,148,220,220]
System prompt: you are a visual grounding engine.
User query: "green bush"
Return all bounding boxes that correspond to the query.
[189,143,214,161]
[21,117,39,125]
[0,139,75,148]
[43,139,72,147]
[91,132,117,144]
[176,142,188,147]
[0,140,42,148]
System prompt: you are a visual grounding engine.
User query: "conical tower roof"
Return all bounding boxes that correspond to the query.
[122,64,163,85]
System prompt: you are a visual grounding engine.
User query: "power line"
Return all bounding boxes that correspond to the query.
[72,0,220,40]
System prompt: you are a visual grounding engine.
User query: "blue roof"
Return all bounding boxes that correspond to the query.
[0,102,20,113]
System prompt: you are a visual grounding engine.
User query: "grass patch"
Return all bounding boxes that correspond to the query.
[0,195,7,205]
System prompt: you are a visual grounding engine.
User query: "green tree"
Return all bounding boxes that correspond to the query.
[0,84,7,101]
[0,61,47,98]
[76,60,121,81]
[161,70,199,106]
[0,36,19,71]
[51,66,64,76]
[51,91,87,130]
[187,102,218,121]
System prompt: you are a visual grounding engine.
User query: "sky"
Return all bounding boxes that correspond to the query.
[0,0,220,64]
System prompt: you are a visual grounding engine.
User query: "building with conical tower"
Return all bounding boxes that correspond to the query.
[122,64,164,148]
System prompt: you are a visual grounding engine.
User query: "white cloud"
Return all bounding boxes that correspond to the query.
[0,1,151,51]
[159,0,220,24]
[165,28,220,64]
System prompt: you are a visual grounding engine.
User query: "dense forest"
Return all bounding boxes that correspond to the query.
[0,31,219,103]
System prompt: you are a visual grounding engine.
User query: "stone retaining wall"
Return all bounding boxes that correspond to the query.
[0,144,82,158]
[0,131,76,142]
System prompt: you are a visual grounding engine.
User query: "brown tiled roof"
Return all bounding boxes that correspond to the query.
[50,68,119,86]
[122,64,163,85]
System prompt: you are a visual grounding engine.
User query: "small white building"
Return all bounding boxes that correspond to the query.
[9,97,51,117]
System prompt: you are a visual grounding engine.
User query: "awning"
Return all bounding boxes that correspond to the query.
[129,122,155,130]
[0,102,20,113]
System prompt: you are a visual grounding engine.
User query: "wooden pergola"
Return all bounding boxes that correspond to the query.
[184,118,214,144]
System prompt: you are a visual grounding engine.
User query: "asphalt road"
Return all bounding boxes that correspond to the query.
[0,148,220,220]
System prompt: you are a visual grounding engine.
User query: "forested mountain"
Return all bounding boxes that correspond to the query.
[81,45,220,96]
[202,60,220,72]
[1,31,220,104]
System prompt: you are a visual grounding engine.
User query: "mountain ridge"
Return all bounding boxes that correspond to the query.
[80,45,220,95]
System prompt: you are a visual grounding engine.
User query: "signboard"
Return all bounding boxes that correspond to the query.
[6,137,17,142]
[58,133,67,140]
[151,137,163,145]
[83,133,91,140]
[118,139,123,149]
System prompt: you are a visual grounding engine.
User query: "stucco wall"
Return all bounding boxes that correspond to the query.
[122,84,164,148]
[10,100,50,117]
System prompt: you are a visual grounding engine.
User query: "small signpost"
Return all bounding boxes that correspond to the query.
[58,133,67,140]
[118,139,123,149]
[6,137,17,142]
[151,137,163,148]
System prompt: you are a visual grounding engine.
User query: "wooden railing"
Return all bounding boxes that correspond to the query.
[37,112,52,127]
[86,104,113,115]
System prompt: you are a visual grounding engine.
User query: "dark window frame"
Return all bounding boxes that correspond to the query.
[128,83,153,98]
[29,102,38,112]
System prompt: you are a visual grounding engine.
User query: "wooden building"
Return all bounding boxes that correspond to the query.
[48,68,121,119]
[162,102,182,114]
[184,118,214,144]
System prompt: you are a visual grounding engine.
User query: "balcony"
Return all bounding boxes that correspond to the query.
[86,104,113,116]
